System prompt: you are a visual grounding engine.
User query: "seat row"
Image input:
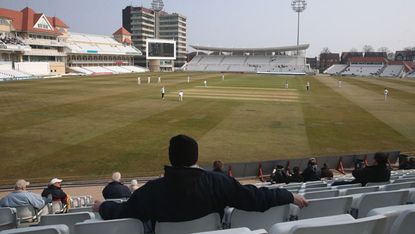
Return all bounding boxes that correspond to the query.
[2,204,415,234]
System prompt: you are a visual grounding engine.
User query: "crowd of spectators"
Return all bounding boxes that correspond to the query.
[0,35,25,46]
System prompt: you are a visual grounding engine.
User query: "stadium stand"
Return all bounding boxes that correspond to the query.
[40,212,95,234]
[367,204,415,234]
[341,65,384,76]
[228,205,291,230]
[186,44,309,75]
[379,65,404,77]
[323,64,348,75]
[290,196,353,220]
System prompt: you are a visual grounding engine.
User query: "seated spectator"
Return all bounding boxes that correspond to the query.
[399,157,415,170]
[102,172,131,199]
[0,179,50,214]
[212,160,225,173]
[351,152,391,186]
[289,166,304,183]
[41,178,68,206]
[320,163,334,179]
[129,179,139,193]
[270,165,289,184]
[94,134,308,231]
[302,158,321,182]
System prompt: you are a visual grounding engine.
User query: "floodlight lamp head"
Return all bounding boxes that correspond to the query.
[292,0,307,13]
[151,0,164,12]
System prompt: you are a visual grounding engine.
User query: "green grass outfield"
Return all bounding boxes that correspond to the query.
[0,73,414,184]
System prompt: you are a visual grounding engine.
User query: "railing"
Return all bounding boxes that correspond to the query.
[23,38,66,47]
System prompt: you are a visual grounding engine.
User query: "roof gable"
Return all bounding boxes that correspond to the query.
[33,14,53,31]
[113,27,132,36]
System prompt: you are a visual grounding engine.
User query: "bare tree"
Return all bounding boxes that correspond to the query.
[378,47,390,53]
[363,45,374,52]
[350,48,358,52]
[320,47,331,54]
[404,47,415,51]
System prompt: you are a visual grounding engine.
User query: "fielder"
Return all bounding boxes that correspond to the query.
[204,80,207,87]
[306,81,310,91]
[137,77,141,85]
[187,76,190,83]
[158,77,161,83]
[384,88,389,101]
[161,86,165,100]
[285,80,288,89]
[178,90,184,102]
[338,80,342,88]
[147,77,151,84]
[222,74,225,81]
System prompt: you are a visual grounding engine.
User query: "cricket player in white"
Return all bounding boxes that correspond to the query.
[137,77,141,85]
[338,80,342,88]
[158,77,161,83]
[148,77,151,84]
[384,88,389,101]
[161,86,165,100]
[178,90,184,102]
[222,74,224,81]
[285,80,288,89]
[187,76,190,83]
[204,80,207,87]
[306,81,310,91]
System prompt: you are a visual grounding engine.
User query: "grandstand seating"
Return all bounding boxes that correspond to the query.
[122,66,148,73]
[1,224,69,234]
[103,66,132,74]
[382,182,414,191]
[0,70,32,80]
[40,212,95,234]
[82,67,113,74]
[379,65,404,77]
[194,228,267,234]
[290,196,353,220]
[0,207,18,231]
[228,205,290,230]
[350,190,409,218]
[303,190,339,199]
[389,209,415,234]
[341,65,384,76]
[68,67,93,75]
[155,213,222,234]
[269,214,387,234]
[323,64,348,75]
[74,218,144,234]
[186,55,307,74]
[367,204,415,234]
[339,186,379,196]
[406,71,415,78]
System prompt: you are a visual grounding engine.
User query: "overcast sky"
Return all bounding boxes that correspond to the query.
[1,0,414,57]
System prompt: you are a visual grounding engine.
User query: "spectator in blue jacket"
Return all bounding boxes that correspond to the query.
[94,134,308,230]
[0,179,50,213]
[102,172,132,199]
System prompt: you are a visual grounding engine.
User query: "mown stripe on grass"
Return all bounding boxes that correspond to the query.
[301,77,413,154]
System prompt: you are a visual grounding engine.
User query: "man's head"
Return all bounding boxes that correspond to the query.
[50,178,63,188]
[374,152,388,165]
[213,160,223,170]
[15,179,29,191]
[308,158,317,166]
[112,172,121,182]
[169,134,198,167]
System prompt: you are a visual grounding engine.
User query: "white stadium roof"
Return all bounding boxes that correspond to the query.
[190,44,310,53]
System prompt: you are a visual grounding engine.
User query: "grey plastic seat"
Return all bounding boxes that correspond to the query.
[15,205,39,223]
[193,227,267,234]
[229,204,290,231]
[1,224,69,234]
[74,218,144,234]
[303,190,339,199]
[351,190,409,218]
[367,204,415,234]
[269,214,387,234]
[365,181,390,187]
[389,209,415,234]
[67,207,93,213]
[331,183,361,190]
[291,196,352,220]
[382,182,414,191]
[339,186,379,196]
[0,207,18,230]
[302,187,332,193]
[155,213,222,234]
[40,212,95,234]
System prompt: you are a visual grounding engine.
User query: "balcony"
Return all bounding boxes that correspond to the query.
[24,49,66,57]
[24,38,66,47]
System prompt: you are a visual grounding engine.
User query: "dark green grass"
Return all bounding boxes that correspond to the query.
[0,73,414,184]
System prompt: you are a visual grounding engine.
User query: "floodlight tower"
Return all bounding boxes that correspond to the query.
[292,0,307,55]
[152,0,164,38]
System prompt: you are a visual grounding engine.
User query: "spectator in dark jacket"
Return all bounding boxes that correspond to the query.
[302,158,321,182]
[399,157,415,170]
[94,135,308,230]
[351,152,391,186]
[289,166,304,183]
[102,172,132,199]
[41,178,68,205]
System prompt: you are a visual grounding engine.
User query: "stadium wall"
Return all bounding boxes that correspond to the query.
[15,62,50,75]
[49,62,66,74]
